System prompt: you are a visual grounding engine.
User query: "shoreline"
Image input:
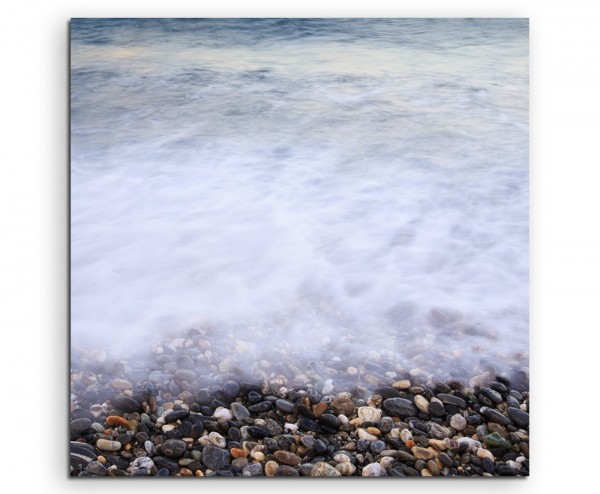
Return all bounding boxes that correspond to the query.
[70,330,529,477]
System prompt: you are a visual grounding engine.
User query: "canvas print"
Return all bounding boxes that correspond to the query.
[70,18,529,477]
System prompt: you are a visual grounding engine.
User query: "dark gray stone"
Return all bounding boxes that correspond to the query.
[383,398,418,418]
[162,439,187,458]
[202,445,232,471]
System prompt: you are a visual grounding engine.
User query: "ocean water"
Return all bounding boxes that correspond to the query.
[71,19,528,377]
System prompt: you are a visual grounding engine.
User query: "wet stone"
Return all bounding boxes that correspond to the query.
[222,381,240,400]
[274,450,301,466]
[96,439,121,452]
[162,439,187,458]
[436,393,466,408]
[438,452,453,468]
[247,391,262,403]
[383,398,418,418]
[165,409,189,423]
[485,409,512,426]
[112,396,141,413]
[85,461,106,476]
[482,456,495,473]
[242,463,263,477]
[299,417,322,433]
[428,400,446,417]
[248,401,272,413]
[362,463,387,476]
[311,461,341,477]
[507,407,529,428]
[71,442,96,469]
[331,398,355,416]
[275,465,299,476]
[317,413,340,429]
[479,387,503,404]
[370,440,386,455]
[71,418,92,434]
[275,399,294,413]
[202,445,232,471]
[247,426,269,438]
[196,389,212,406]
[450,414,467,431]
[484,433,512,449]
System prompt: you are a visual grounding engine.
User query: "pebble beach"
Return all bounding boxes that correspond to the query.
[70,327,529,478]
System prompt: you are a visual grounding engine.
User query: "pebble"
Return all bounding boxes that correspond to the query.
[383,397,418,418]
[112,396,140,413]
[331,398,355,416]
[130,457,154,475]
[450,413,467,431]
[438,452,453,467]
[71,418,92,434]
[275,399,294,413]
[202,445,232,471]
[362,463,387,476]
[484,432,512,449]
[357,406,382,422]
[275,465,299,476]
[96,439,121,452]
[213,407,233,421]
[230,402,250,421]
[507,407,529,428]
[337,462,356,475]
[162,439,187,458]
[414,395,430,414]
[428,399,446,417]
[85,460,107,476]
[265,460,278,477]
[311,461,342,477]
[111,378,132,390]
[208,431,227,448]
[412,446,437,460]
[274,450,301,466]
[242,463,263,476]
[436,393,466,408]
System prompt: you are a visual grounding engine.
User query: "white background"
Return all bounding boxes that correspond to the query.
[1,0,598,492]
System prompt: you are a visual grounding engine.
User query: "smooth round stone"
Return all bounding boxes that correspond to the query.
[370,440,386,455]
[174,369,196,382]
[383,398,418,418]
[301,435,315,449]
[331,398,355,416]
[275,465,299,476]
[427,422,452,439]
[274,450,301,466]
[484,433,512,449]
[485,409,512,426]
[144,440,154,455]
[357,406,382,422]
[247,426,268,438]
[317,413,340,429]
[247,391,262,403]
[71,418,92,434]
[428,399,446,418]
[479,387,503,404]
[85,461,106,476]
[153,456,180,472]
[436,393,466,408]
[337,462,356,476]
[299,417,322,433]
[310,461,341,477]
[213,407,233,421]
[411,446,437,460]
[414,395,430,414]
[162,439,187,458]
[362,463,387,476]
[112,396,141,413]
[202,445,232,471]
[208,431,227,448]
[378,416,394,434]
[507,395,521,408]
[196,389,212,406]
[467,414,483,426]
[450,414,467,431]
[507,407,529,428]
[230,402,250,421]
[242,463,263,476]
[165,409,190,423]
[111,378,132,390]
[91,422,105,433]
[156,468,170,477]
[222,381,240,400]
[130,457,154,474]
[96,439,121,452]
[427,460,440,476]
[438,452,453,468]
[275,399,294,413]
[248,401,272,413]
[482,456,495,473]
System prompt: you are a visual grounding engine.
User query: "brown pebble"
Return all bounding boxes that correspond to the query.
[179,468,193,476]
[265,460,278,477]
[331,398,355,416]
[106,416,130,428]
[274,450,301,466]
[312,403,328,417]
[231,448,248,459]
[411,446,438,460]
